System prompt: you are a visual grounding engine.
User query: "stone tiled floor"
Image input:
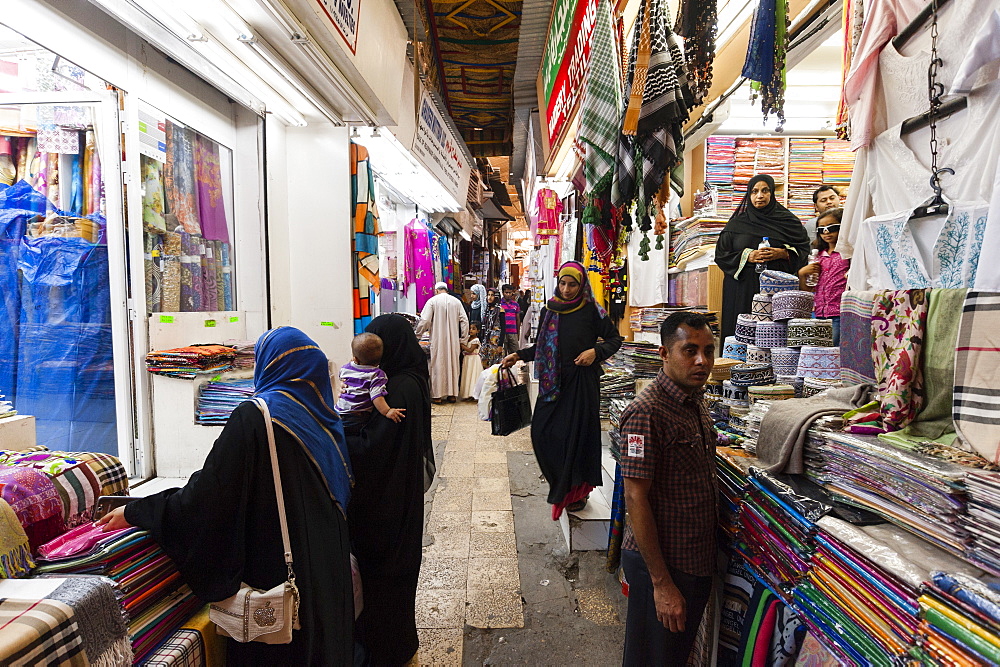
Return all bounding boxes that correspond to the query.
[412,400,532,665]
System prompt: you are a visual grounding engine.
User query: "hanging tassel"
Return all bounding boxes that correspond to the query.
[655,234,664,250]
[622,0,652,136]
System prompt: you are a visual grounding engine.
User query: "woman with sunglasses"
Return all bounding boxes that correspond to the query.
[799,208,849,345]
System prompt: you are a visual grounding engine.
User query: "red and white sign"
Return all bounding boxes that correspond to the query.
[544,0,598,148]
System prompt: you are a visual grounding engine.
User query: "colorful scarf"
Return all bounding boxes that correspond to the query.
[742,0,789,127]
[872,290,927,431]
[838,291,877,384]
[0,497,33,578]
[674,0,718,106]
[579,0,622,198]
[954,292,1000,463]
[535,262,605,402]
[351,143,381,334]
[46,576,132,667]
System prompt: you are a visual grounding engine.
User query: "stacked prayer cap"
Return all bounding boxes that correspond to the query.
[786,319,834,347]
[770,347,801,377]
[796,346,841,379]
[776,374,805,398]
[723,336,747,361]
[745,345,771,365]
[748,384,796,404]
[711,358,741,382]
[802,377,842,397]
[772,290,815,320]
[755,320,788,348]
[735,315,758,344]
[722,380,749,407]
[729,362,776,387]
[750,295,773,322]
[759,270,799,296]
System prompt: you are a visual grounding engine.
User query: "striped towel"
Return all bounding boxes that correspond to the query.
[839,291,877,385]
[954,292,1000,463]
[49,452,129,497]
[51,464,101,526]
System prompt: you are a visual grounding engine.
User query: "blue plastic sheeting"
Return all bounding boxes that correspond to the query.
[0,180,118,453]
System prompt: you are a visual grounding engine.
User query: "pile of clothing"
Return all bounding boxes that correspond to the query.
[223,339,256,369]
[963,471,1000,576]
[598,370,634,421]
[919,572,1000,664]
[145,344,236,379]
[612,341,662,378]
[804,431,969,556]
[196,378,255,425]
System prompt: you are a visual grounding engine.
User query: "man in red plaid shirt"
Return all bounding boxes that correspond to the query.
[619,311,718,665]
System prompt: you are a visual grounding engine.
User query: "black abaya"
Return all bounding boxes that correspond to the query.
[126,402,354,666]
[348,314,433,666]
[517,304,623,506]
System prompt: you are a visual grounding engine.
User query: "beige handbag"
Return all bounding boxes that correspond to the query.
[210,398,301,643]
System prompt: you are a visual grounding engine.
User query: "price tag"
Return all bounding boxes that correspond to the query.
[320,321,337,328]
[159,315,174,323]
[229,316,239,323]
[204,319,217,328]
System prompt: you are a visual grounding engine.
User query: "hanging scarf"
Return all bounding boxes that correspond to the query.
[579,0,623,222]
[254,327,353,513]
[742,0,789,128]
[674,0,718,106]
[535,262,606,402]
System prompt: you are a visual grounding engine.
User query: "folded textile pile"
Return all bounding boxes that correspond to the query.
[705,136,736,214]
[919,571,1000,665]
[963,471,1000,576]
[716,448,754,552]
[738,468,830,597]
[139,605,225,667]
[599,370,634,421]
[0,596,87,665]
[787,139,824,219]
[223,339,255,369]
[0,466,65,551]
[612,341,662,378]
[805,431,970,556]
[195,378,255,425]
[0,393,15,419]
[145,345,236,379]
[35,526,199,664]
[0,450,106,527]
[668,216,727,267]
[822,138,855,184]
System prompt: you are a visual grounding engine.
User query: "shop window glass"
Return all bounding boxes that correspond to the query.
[0,26,117,452]
[138,103,236,315]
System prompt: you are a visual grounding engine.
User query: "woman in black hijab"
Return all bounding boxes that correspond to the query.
[715,174,811,339]
[347,314,433,665]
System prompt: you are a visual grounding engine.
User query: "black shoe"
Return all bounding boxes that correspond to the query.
[567,498,588,512]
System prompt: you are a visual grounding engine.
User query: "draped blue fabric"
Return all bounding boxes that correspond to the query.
[254,327,353,512]
[742,0,777,84]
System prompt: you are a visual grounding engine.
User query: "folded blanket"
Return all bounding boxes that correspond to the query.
[0,598,87,666]
[757,384,875,474]
[47,575,131,667]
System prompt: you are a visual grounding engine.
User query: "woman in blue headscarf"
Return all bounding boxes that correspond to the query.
[100,327,355,665]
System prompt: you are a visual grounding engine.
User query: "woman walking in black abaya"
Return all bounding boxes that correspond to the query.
[502,261,623,519]
[715,174,811,339]
[347,314,433,665]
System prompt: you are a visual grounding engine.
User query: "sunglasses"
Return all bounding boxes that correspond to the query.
[818,224,841,234]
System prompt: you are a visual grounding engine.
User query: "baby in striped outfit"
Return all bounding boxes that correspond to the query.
[336,333,405,433]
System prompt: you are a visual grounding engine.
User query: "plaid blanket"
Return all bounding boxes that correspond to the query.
[0,598,87,666]
[140,629,203,667]
[954,291,1000,463]
[50,452,129,497]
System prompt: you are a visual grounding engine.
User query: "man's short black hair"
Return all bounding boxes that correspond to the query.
[660,311,712,348]
[812,185,838,204]
[501,284,515,292]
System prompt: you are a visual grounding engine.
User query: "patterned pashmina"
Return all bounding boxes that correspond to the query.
[0,598,86,665]
[872,290,927,431]
[838,291,877,384]
[47,576,131,667]
[954,292,1000,463]
[0,466,65,550]
[674,0,717,106]
[164,120,201,235]
[0,498,33,578]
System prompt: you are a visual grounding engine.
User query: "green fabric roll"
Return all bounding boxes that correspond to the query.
[903,288,967,438]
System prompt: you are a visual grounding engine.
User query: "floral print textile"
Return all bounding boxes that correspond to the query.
[872,289,927,430]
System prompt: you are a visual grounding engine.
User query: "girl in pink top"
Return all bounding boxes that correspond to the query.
[799,208,850,345]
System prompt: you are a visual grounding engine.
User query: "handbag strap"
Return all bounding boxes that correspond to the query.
[500,367,517,389]
[253,398,296,583]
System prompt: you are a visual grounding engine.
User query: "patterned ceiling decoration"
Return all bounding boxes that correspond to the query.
[422,0,524,157]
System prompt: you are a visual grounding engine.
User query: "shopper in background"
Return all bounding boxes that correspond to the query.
[459,322,482,400]
[500,283,521,354]
[347,314,433,666]
[99,327,355,665]
[798,208,849,345]
[501,261,623,518]
[803,185,842,238]
[619,312,717,666]
[469,283,487,325]
[416,282,469,403]
[715,174,811,340]
[479,287,506,368]
[517,288,531,327]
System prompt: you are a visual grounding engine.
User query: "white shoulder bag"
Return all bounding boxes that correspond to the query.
[210,397,301,643]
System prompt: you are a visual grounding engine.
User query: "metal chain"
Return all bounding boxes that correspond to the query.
[928,0,944,191]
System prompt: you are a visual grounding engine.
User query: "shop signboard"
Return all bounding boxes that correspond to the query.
[316,0,362,54]
[411,90,471,207]
[541,0,598,147]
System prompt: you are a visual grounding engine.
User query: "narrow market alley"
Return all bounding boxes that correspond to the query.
[414,401,626,665]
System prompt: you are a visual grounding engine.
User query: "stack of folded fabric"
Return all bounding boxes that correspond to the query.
[0,393,15,419]
[35,525,200,663]
[669,216,727,268]
[599,370,635,421]
[145,345,236,379]
[0,466,66,551]
[615,342,662,378]
[0,450,114,528]
[753,139,786,187]
[195,378,255,425]
[716,449,754,551]
[963,471,1000,576]
[805,431,970,556]
[788,139,825,219]
[738,468,830,598]
[223,339,256,369]
[919,571,1000,665]
[706,136,736,214]
[822,139,855,184]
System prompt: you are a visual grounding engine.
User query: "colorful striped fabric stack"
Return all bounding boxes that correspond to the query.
[963,471,1000,576]
[822,138,855,185]
[195,378,255,425]
[788,139,824,219]
[919,571,1000,665]
[705,136,736,214]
